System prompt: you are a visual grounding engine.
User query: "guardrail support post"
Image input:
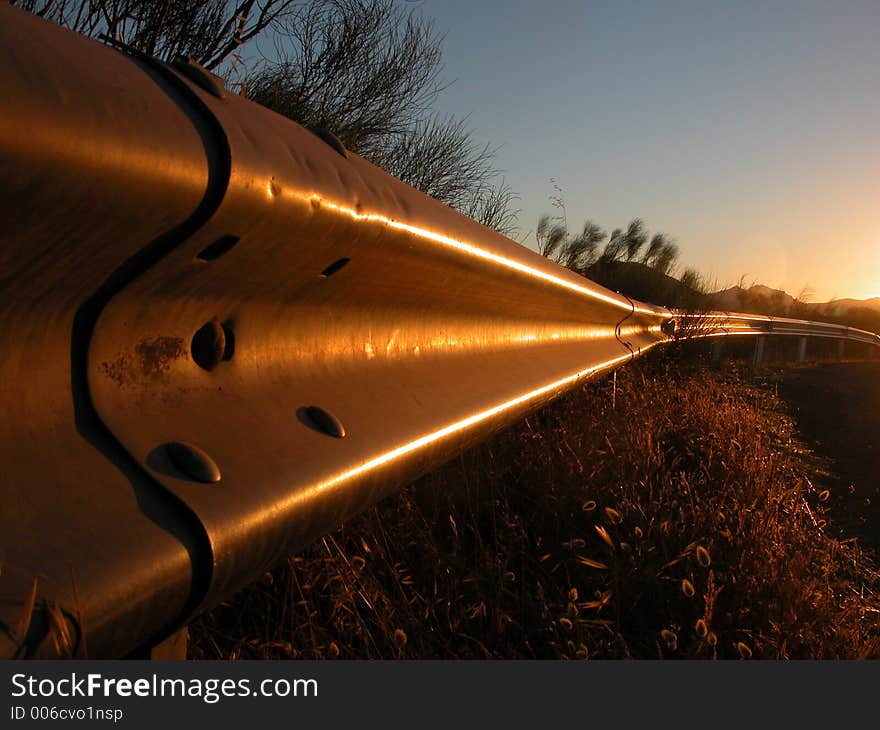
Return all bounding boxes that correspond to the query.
[837,340,845,361]
[753,336,765,365]
[797,337,807,363]
[711,339,723,365]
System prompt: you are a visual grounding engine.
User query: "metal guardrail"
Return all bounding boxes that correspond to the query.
[676,311,880,346]
[1,6,877,658]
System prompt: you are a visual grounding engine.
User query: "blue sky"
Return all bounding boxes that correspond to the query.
[412,0,880,300]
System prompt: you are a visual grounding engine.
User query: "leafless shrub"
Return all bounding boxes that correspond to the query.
[12,0,296,70]
[244,0,518,232]
[536,215,568,261]
[622,218,648,262]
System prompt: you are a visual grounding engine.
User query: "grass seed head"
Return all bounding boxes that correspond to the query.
[661,629,678,651]
[604,507,623,525]
[577,556,609,570]
[595,525,615,550]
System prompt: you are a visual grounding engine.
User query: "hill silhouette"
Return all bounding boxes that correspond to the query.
[711,285,880,316]
[581,266,880,336]
[585,260,706,310]
[708,285,880,334]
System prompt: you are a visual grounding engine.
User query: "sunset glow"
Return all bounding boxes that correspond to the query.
[428,1,880,303]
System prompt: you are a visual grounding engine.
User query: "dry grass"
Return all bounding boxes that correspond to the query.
[189,357,880,659]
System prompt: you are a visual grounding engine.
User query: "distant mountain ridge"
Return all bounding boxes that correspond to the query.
[820,297,880,313]
[575,259,879,334]
[710,285,880,316]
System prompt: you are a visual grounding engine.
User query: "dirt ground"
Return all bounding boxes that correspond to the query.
[772,361,880,551]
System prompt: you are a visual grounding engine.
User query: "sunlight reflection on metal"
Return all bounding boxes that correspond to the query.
[356,324,663,357]
[285,190,665,317]
[240,340,666,536]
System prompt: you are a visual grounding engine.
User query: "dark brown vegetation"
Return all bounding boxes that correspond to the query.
[774,361,880,552]
[190,354,880,659]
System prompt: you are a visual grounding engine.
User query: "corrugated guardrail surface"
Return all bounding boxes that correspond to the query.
[1,5,877,658]
[676,311,880,346]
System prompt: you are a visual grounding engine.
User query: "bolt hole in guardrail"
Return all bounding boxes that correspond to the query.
[298,406,346,438]
[164,441,222,483]
[191,318,234,370]
[196,235,240,262]
[320,257,351,277]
